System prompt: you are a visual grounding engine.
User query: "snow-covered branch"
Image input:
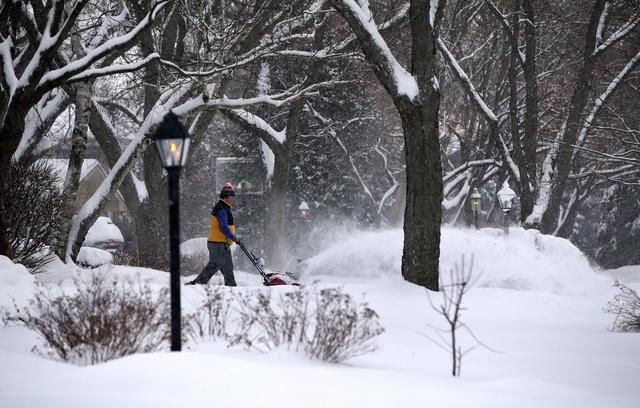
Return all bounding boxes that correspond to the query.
[575,48,640,149]
[36,1,169,92]
[438,38,498,124]
[593,15,639,57]
[330,0,419,101]
[67,53,161,83]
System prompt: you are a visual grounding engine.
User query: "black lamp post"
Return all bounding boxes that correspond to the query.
[470,188,481,229]
[497,181,516,235]
[153,111,191,352]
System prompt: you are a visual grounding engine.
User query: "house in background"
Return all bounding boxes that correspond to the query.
[45,158,130,233]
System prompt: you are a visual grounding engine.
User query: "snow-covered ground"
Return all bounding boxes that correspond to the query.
[1,227,639,407]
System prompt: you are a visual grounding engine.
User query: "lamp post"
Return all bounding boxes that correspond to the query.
[298,200,310,220]
[497,181,516,235]
[470,188,482,229]
[153,111,191,352]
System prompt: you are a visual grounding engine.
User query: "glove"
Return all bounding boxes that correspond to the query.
[234,237,243,247]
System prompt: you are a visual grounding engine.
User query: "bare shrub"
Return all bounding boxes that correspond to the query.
[228,289,310,352]
[3,273,170,364]
[227,286,384,363]
[605,281,640,332]
[305,287,385,363]
[111,246,171,272]
[111,248,137,266]
[187,285,231,341]
[181,251,208,276]
[0,160,67,271]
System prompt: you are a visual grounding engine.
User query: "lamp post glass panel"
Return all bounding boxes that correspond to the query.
[470,188,482,229]
[153,111,191,352]
[497,182,516,235]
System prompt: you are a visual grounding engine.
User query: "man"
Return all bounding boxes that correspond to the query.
[186,183,241,286]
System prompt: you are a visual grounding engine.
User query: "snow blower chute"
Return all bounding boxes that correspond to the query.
[238,243,299,286]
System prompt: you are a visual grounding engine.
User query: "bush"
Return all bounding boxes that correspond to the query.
[111,244,204,276]
[228,289,309,352]
[0,160,67,271]
[605,281,640,332]
[187,285,231,340]
[3,273,171,364]
[227,286,384,363]
[306,288,384,363]
[3,276,383,365]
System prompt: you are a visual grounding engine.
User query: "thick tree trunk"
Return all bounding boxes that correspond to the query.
[264,148,291,269]
[398,97,443,291]
[330,0,444,290]
[132,1,177,268]
[399,0,443,290]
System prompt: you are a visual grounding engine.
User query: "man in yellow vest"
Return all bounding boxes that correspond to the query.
[186,183,241,286]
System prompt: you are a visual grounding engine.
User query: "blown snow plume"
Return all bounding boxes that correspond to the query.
[301,227,608,295]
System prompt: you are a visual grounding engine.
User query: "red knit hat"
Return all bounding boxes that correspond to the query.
[220,182,235,198]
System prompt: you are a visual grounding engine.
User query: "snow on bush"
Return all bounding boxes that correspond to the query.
[77,247,113,269]
[0,256,36,309]
[83,216,124,246]
[189,285,384,363]
[187,285,231,341]
[228,286,384,363]
[3,273,170,365]
[301,227,607,295]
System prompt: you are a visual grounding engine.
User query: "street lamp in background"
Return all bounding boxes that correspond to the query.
[497,181,516,235]
[153,111,191,352]
[298,200,310,220]
[470,188,482,229]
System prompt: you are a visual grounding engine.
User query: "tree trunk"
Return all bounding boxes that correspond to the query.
[89,101,141,248]
[55,81,93,260]
[397,95,442,291]
[521,0,539,221]
[330,0,444,290]
[532,0,606,233]
[264,146,291,269]
[68,137,153,260]
[132,1,177,268]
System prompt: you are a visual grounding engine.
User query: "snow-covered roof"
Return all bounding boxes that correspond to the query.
[44,159,103,185]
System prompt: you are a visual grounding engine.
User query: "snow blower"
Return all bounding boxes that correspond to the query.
[238,243,300,286]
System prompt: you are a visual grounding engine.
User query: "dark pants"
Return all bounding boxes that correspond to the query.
[193,242,236,286]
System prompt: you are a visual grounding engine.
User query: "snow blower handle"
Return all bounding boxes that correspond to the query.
[238,242,268,283]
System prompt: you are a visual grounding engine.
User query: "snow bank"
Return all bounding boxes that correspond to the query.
[601,264,640,286]
[180,237,207,256]
[0,256,35,308]
[302,227,608,295]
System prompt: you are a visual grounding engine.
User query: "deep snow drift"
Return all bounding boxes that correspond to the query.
[0,227,638,408]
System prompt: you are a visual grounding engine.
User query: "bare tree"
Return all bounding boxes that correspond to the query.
[0,0,170,258]
[423,255,492,376]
